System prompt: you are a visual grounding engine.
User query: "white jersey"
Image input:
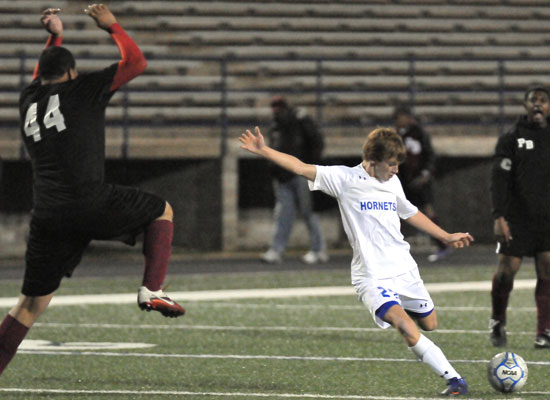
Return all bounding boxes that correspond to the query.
[309,164,419,281]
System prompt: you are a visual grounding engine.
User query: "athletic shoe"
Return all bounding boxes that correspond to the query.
[137,286,185,318]
[427,247,452,263]
[534,329,550,349]
[489,318,507,347]
[301,250,329,264]
[261,249,282,264]
[440,377,468,397]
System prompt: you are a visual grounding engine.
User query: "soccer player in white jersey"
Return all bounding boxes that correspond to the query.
[239,126,473,397]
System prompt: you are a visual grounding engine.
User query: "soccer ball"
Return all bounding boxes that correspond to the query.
[487,352,528,393]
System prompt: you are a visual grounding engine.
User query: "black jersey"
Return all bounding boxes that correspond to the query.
[19,64,118,215]
[491,116,550,230]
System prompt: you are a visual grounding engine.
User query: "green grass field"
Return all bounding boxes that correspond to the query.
[0,258,547,399]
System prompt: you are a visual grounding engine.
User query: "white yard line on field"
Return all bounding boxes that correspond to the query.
[181,303,536,312]
[0,279,537,308]
[0,387,515,400]
[32,321,537,337]
[13,349,550,367]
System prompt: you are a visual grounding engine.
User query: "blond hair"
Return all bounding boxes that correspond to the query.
[362,127,406,163]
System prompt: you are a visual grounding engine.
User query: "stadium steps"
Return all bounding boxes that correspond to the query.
[3,0,550,160]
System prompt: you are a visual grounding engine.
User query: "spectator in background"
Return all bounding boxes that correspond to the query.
[489,86,550,349]
[260,96,327,264]
[393,105,451,262]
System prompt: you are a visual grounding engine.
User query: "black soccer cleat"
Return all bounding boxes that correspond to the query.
[489,318,507,347]
[534,329,550,349]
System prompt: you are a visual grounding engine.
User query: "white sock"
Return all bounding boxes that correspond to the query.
[409,334,460,380]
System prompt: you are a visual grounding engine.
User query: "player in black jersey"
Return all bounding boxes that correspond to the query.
[0,4,185,377]
[490,86,550,349]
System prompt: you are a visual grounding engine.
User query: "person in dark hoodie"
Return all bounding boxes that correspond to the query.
[261,96,327,264]
[489,86,550,349]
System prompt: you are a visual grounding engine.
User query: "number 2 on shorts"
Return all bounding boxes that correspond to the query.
[377,286,399,300]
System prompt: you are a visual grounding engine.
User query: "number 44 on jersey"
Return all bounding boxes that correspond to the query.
[24,94,67,142]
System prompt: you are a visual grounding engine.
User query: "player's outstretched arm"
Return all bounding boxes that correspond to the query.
[406,210,474,249]
[85,4,147,91]
[239,126,317,181]
[33,8,64,79]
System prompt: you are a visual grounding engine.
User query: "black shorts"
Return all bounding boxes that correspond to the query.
[23,184,166,296]
[497,222,550,258]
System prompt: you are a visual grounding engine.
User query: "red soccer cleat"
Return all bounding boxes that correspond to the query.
[137,286,185,318]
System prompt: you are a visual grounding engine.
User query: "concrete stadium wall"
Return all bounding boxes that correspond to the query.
[135,159,223,250]
[432,157,494,244]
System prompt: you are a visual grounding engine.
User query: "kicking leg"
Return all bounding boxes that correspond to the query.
[382,305,467,396]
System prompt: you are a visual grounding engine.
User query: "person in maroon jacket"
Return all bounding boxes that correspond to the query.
[0,5,185,377]
[490,86,550,349]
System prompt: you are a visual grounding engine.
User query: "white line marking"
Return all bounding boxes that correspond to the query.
[32,322,537,336]
[428,279,536,292]
[15,350,550,366]
[0,279,537,308]
[0,387,500,400]
[188,302,536,312]
[18,339,155,351]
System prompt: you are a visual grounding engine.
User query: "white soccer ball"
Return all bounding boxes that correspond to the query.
[487,352,528,393]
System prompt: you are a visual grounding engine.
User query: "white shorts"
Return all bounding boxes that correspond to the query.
[353,268,434,329]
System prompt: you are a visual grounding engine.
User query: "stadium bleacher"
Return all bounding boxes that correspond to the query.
[2,0,550,159]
